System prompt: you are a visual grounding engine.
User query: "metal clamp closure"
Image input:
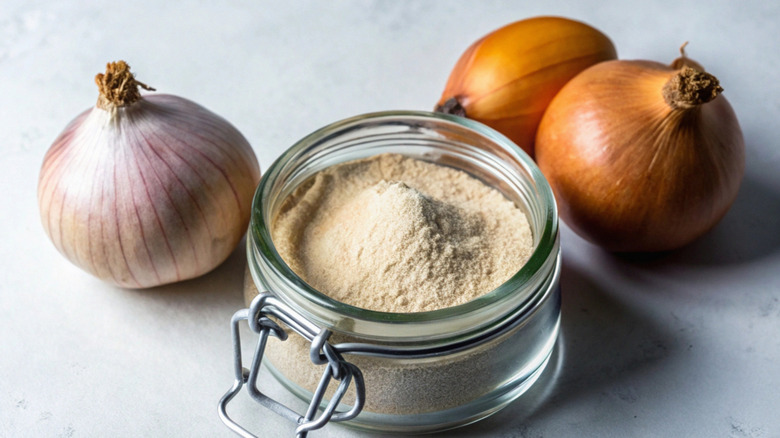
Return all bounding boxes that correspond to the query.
[218,293,365,438]
[219,255,558,437]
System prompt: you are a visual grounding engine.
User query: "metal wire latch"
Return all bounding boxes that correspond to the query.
[218,293,365,438]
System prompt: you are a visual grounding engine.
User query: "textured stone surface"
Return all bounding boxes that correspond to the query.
[1,1,779,437]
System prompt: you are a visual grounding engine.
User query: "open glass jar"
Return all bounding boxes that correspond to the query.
[219,111,561,437]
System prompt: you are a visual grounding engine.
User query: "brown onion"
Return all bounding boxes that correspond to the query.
[435,16,617,156]
[535,55,744,252]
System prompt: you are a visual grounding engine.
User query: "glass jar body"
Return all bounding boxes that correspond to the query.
[245,111,561,433]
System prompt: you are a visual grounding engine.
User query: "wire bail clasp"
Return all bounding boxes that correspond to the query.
[218,293,365,438]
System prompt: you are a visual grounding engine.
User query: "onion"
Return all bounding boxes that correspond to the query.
[435,16,617,156]
[535,52,744,252]
[38,61,261,288]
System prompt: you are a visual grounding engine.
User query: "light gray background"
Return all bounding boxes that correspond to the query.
[2,1,778,437]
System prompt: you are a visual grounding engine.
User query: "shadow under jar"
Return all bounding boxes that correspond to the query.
[226,111,561,436]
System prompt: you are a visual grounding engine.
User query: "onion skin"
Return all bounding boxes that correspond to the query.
[435,16,617,156]
[38,70,260,288]
[535,59,745,252]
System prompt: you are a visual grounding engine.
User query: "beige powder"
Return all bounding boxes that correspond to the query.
[247,153,548,417]
[272,153,533,312]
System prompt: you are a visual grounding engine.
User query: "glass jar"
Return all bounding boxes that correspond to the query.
[220,110,561,436]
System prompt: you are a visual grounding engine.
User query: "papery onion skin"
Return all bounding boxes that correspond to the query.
[535,59,744,252]
[38,64,260,288]
[435,16,617,156]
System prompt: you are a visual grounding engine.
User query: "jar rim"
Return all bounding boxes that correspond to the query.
[248,110,558,327]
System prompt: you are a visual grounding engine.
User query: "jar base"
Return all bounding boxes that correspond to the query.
[266,320,559,435]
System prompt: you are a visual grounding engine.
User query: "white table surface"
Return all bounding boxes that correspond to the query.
[2,1,779,437]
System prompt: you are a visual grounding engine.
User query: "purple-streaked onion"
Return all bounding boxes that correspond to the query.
[38,61,261,288]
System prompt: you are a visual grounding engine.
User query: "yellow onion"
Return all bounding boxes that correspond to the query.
[535,54,744,252]
[435,16,617,156]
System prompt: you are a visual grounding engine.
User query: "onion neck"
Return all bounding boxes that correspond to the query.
[435,97,467,117]
[662,66,722,110]
[95,60,154,110]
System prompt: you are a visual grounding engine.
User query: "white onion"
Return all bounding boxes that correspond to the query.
[38,61,261,288]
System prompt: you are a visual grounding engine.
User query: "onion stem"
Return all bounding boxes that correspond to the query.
[662,66,723,110]
[95,61,155,110]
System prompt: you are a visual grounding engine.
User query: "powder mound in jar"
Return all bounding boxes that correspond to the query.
[272,153,533,312]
